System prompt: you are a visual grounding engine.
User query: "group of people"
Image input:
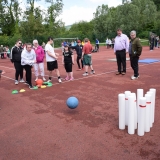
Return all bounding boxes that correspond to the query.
[8,37,95,89]
[0,45,10,59]
[149,35,159,51]
[1,28,143,88]
[106,38,115,49]
[114,28,142,80]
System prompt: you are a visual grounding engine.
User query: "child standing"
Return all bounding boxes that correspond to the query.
[62,45,74,81]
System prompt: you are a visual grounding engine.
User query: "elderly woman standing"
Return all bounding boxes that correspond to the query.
[33,39,46,81]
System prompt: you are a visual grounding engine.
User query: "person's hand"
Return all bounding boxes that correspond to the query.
[56,53,59,56]
[55,56,58,60]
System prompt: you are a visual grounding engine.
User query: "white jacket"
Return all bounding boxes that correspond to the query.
[21,49,36,66]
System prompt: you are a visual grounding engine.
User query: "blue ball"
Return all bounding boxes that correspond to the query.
[66,97,79,109]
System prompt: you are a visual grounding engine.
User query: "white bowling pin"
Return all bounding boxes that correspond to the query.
[118,93,125,130]
[128,95,135,135]
[138,97,146,136]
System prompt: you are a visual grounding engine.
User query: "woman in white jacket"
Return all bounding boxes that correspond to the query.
[21,43,36,89]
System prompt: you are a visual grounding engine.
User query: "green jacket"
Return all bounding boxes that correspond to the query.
[130,38,142,57]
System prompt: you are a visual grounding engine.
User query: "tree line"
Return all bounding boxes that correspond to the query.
[0,0,159,47]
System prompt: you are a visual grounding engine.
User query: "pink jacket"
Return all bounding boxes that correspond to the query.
[33,46,45,63]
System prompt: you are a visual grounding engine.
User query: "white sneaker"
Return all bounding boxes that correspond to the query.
[47,79,51,83]
[19,79,25,83]
[131,75,140,78]
[35,77,38,81]
[58,78,62,83]
[90,70,95,74]
[43,77,46,81]
[15,80,19,85]
[131,76,138,80]
[83,73,89,76]
[29,85,34,89]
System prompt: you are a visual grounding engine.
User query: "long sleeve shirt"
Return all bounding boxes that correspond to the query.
[114,34,129,53]
[21,49,36,66]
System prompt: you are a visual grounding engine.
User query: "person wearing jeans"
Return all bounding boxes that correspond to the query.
[129,30,142,80]
[33,39,46,81]
[21,43,36,89]
[10,40,24,85]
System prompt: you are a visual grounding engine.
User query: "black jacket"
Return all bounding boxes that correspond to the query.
[11,46,23,62]
[71,45,83,55]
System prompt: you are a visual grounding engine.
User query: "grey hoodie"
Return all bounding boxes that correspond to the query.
[21,49,36,66]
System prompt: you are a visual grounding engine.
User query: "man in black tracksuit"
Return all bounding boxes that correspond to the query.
[10,40,24,85]
[71,40,83,70]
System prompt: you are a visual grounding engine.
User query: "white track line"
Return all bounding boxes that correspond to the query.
[1,75,15,80]
[0,65,62,80]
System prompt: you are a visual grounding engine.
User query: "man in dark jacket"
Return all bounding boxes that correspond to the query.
[129,30,142,80]
[10,39,24,84]
[71,40,83,70]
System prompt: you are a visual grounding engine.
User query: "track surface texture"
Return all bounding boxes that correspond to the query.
[0,46,160,160]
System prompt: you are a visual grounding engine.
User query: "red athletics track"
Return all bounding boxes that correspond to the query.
[0,46,160,160]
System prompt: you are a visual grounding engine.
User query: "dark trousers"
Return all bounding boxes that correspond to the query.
[77,56,83,69]
[1,53,4,59]
[14,62,23,80]
[96,44,99,51]
[116,50,126,73]
[130,55,139,77]
[150,43,154,50]
[24,65,32,86]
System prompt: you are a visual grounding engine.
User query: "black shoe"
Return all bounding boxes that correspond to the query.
[29,85,34,89]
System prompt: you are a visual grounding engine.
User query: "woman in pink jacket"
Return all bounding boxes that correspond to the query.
[33,39,46,81]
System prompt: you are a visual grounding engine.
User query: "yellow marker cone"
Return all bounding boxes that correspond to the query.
[19,89,26,93]
[41,85,46,89]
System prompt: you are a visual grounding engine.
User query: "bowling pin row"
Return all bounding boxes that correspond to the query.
[118,88,156,136]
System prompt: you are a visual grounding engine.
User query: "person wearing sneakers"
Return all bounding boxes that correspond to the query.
[82,38,95,76]
[10,39,25,85]
[114,28,129,75]
[71,40,83,71]
[21,43,36,89]
[45,37,62,83]
[33,39,46,82]
[129,30,142,80]
[62,45,74,81]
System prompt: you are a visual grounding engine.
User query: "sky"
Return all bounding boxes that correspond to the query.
[59,0,122,25]
[20,0,122,26]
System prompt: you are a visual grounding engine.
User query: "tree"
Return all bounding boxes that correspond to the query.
[152,0,160,10]
[93,4,109,41]
[44,0,63,37]
[0,0,22,35]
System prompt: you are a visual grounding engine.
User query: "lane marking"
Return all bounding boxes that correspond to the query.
[0,65,63,80]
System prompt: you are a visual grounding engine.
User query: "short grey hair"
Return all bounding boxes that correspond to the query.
[130,30,136,35]
[33,39,38,44]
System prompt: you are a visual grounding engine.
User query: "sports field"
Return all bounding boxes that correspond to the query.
[0,46,160,160]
